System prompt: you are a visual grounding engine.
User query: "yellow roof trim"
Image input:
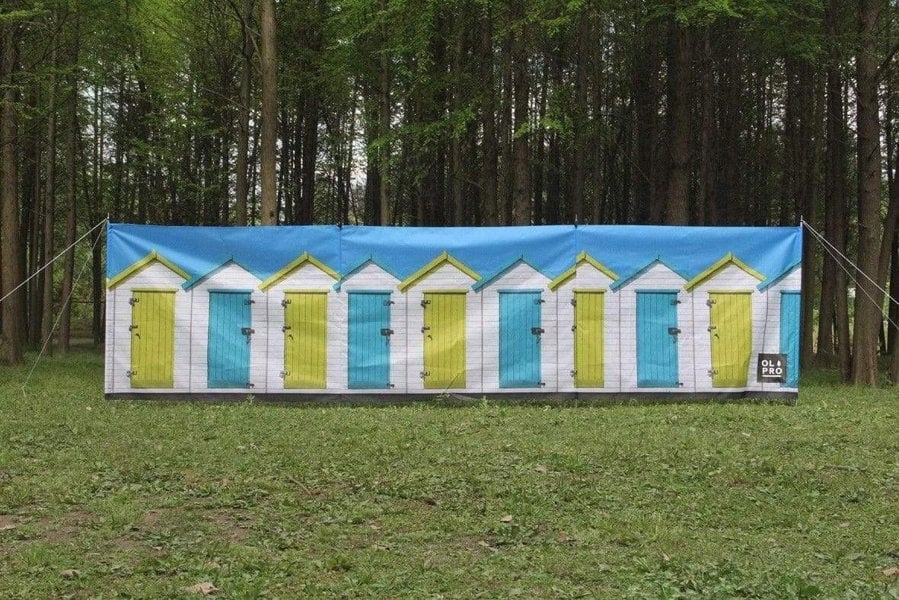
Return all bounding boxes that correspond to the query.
[548,251,619,291]
[107,251,189,289]
[398,251,480,292]
[259,252,339,291]
[684,252,765,291]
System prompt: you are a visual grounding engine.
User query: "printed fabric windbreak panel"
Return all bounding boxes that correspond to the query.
[105,223,804,398]
[130,290,175,388]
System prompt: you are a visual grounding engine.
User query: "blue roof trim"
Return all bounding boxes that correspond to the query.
[333,256,402,291]
[471,256,550,291]
[609,257,690,291]
[182,257,259,290]
[757,259,801,292]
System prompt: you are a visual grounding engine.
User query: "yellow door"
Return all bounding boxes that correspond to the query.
[284,292,327,388]
[709,292,752,387]
[423,292,466,389]
[130,290,175,388]
[574,291,604,387]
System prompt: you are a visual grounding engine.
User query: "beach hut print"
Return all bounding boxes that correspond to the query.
[184,258,266,391]
[106,250,190,391]
[549,252,619,389]
[611,258,689,389]
[398,251,479,391]
[685,252,765,389]
[259,252,339,390]
[334,257,403,391]
[474,257,556,390]
[758,261,801,388]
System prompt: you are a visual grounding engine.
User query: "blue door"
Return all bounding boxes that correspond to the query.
[208,291,252,387]
[499,291,542,388]
[636,291,680,387]
[348,292,391,389]
[780,291,801,387]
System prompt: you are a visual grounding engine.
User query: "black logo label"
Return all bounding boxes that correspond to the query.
[757,354,787,383]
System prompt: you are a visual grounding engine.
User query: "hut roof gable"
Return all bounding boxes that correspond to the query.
[107,250,189,289]
[397,251,479,292]
[548,251,619,291]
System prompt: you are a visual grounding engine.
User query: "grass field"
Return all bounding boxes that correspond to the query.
[0,351,898,598]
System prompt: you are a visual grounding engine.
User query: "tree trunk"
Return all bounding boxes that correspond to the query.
[1,24,24,365]
[797,59,818,371]
[510,1,529,224]
[40,38,59,353]
[664,16,691,225]
[234,0,253,225]
[259,0,278,224]
[480,11,498,225]
[851,0,884,385]
[634,16,661,224]
[569,9,590,223]
[696,27,714,225]
[60,30,79,352]
[817,61,847,368]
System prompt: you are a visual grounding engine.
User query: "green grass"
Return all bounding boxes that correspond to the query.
[1,352,898,598]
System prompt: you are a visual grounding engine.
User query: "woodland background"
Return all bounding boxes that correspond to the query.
[1,0,898,386]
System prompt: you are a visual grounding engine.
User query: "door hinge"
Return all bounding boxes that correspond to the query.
[241,327,255,336]
[677,382,685,387]
[380,328,394,337]
[420,299,431,307]
[668,327,681,335]
[280,370,289,378]
[421,325,430,333]
[126,370,136,378]
[706,299,717,306]
[570,369,577,378]
[281,298,291,307]
[708,369,719,377]
[707,325,717,332]
[387,383,395,389]
[282,325,291,332]
[535,298,545,304]
[531,327,545,336]
[420,370,430,379]
[128,297,139,306]
[129,324,139,331]
[570,298,577,306]
[383,299,395,306]
[244,299,255,305]
[671,299,682,305]
[571,324,577,332]
[538,381,546,387]
[246,382,255,389]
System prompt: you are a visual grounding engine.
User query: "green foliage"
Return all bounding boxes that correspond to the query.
[1,354,898,597]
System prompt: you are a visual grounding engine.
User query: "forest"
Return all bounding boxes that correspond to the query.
[0,0,898,386]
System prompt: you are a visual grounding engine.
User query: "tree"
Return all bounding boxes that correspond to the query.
[851,0,886,385]
[259,0,277,224]
[1,18,24,365]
